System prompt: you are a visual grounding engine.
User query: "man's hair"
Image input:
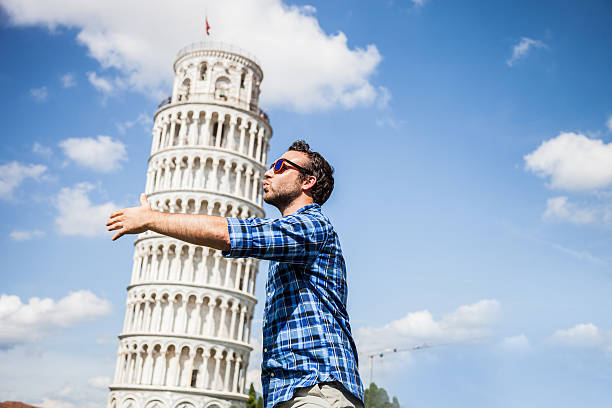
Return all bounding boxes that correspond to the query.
[288,140,334,205]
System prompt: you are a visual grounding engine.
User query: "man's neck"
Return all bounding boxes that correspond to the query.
[279,197,315,217]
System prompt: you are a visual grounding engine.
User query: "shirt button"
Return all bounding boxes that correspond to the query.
[271,373,275,377]
[267,292,272,297]
[264,348,267,352]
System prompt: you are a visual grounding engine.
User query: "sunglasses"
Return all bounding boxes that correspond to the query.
[269,158,313,175]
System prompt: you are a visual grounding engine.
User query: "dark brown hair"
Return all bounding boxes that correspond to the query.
[288,140,334,205]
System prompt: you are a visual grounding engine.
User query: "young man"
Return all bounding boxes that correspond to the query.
[107,140,364,408]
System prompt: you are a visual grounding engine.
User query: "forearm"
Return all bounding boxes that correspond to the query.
[148,211,230,251]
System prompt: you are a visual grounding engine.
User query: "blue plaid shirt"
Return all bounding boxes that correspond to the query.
[223,203,364,408]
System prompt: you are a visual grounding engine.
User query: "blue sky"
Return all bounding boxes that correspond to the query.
[1,1,612,407]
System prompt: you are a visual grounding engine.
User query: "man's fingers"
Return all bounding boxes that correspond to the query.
[107,223,122,231]
[106,216,122,227]
[140,193,148,207]
[109,210,124,219]
[112,229,124,241]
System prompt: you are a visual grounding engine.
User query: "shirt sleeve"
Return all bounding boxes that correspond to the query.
[222,213,329,264]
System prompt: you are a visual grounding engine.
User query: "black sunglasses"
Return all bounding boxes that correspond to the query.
[270,158,313,176]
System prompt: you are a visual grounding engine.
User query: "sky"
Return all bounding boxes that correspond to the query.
[1,0,612,407]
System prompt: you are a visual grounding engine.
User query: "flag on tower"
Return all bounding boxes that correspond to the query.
[205,18,211,36]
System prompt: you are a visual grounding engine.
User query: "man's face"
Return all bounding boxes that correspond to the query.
[263,150,310,208]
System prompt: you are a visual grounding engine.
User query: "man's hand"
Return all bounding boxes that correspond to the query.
[106,193,153,241]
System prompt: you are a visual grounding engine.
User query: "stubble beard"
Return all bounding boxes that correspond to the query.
[263,180,302,211]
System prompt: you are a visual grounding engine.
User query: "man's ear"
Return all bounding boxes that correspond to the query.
[301,175,317,192]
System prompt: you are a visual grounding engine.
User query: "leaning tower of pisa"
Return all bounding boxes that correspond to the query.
[108,41,271,408]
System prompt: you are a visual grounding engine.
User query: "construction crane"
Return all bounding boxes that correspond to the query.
[363,342,442,387]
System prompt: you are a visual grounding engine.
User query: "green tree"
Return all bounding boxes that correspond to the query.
[364,383,401,408]
[246,383,264,408]
[246,383,258,408]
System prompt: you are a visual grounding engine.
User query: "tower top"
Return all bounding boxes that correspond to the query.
[175,41,262,77]
[167,40,265,115]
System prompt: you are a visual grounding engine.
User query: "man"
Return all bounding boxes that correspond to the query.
[107,140,364,408]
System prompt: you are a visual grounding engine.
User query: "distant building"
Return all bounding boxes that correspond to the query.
[108,40,272,408]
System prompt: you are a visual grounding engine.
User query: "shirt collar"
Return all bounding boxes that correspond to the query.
[294,203,320,214]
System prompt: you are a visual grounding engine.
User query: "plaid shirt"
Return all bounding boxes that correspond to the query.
[223,203,364,408]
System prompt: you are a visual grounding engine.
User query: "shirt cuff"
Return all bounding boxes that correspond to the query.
[222,217,253,258]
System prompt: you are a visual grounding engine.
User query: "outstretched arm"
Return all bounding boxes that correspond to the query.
[106,193,230,251]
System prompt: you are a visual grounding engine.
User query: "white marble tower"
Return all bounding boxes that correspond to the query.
[108,41,272,408]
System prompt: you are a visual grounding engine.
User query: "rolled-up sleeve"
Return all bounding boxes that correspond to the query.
[222,213,329,264]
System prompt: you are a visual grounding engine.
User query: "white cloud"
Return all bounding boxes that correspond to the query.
[376,86,391,109]
[355,299,501,354]
[506,37,547,67]
[501,334,530,350]
[55,182,118,237]
[40,398,76,408]
[10,229,45,241]
[0,0,384,112]
[0,161,47,199]
[551,323,606,348]
[87,376,110,389]
[30,86,48,101]
[525,132,612,191]
[116,112,152,135]
[59,135,127,172]
[547,238,606,265]
[246,369,262,394]
[376,116,405,130]
[543,196,597,224]
[0,290,111,349]
[33,142,53,157]
[87,72,123,95]
[61,73,76,88]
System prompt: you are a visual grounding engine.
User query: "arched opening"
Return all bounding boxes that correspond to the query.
[215,76,230,101]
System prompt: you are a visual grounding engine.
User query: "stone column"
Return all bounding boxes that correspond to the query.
[184,246,196,282]
[223,354,233,391]
[114,351,124,383]
[182,349,196,387]
[239,122,247,154]
[251,171,260,202]
[208,158,220,190]
[227,116,237,150]
[244,168,253,200]
[232,355,242,392]
[228,304,239,339]
[134,348,144,384]
[237,306,247,342]
[217,301,228,338]
[142,299,152,332]
[159,245,170,281]
[168,119,177,147]
[212,352,222,390]
[168,348,180,387]
[222,161,232,193]
[215,116,224,148]
[255,128,264,162]
[198,349,211,388]
[234,259,244,290]
[247,126,256,157]
[141,347,153,385]
[178,115,188,145]
[183,157,193,189]
[205,299,216,334]
[233,164,244,195]
[211,251,222,285]
[223,258,232,288]
[202,112,212,146]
